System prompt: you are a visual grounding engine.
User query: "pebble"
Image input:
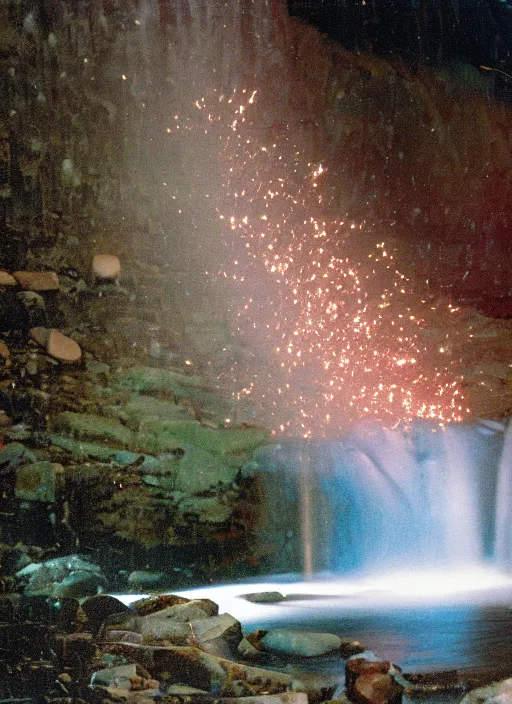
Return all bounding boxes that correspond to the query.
[93,254,121,281]
[0,340,10,358]
[47,329,82,363]
[13,270,59,291]
[0,271,16,287]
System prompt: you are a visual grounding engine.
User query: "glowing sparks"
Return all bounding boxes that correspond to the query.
[169,88,468,436]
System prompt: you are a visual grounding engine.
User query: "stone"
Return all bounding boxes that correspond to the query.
[91,663,137,688]
[139,617,190,642]
[132,594,198,616]
[54,411,134,447]
[239,592,285,603]
[0,339,10,358]
[238,637,262,659]
[81,594,133,635]
[178,496,233,524]
[13,270,59,291]
[138,419,269,457]
[50,570,106,599]
[142,599,218,621]
[188,613,243,657]
[127,571,174,591]
[93,254,121,281]
[47,329,82,363]
[105,631,144,644]
[461,679,512,704]
[0,271,16,287]
[29,326,50,346]
[0,411,12,427]
[18,554,103,596]
[259,629,343,657]
[48,435,120,460]
[346,660,403,704]
[15,461,62,502]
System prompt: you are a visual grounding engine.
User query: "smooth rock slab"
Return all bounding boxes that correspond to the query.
[13,270,59,291]
[47,329,81,362]
[260,629,343,657]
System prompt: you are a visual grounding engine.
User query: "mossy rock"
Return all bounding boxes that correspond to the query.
[53,412,134,448]
[103,393,192,429]
[115,366,204,393]
[135,419,269,457]
[48,435,122,461]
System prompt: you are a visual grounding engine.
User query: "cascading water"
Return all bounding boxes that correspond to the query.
[248,419,512,578]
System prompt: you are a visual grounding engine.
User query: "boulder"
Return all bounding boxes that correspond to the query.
[13,270,59,291]
[188,613,243,656]
[346,659,403,704]
[260,629,343,657]
[461,679,512,704]
[54,411,134,447]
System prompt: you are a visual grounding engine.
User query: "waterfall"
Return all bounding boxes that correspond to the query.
[249,420,509,576]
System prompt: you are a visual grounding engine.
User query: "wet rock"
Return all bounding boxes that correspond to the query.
[47,329,82,363]
[51,570,106,599]
[105,630,144,644]
[13,270,59,291]
[81,594,133,635]
[188,613,243,657]
[91,663,137,687]
[138,418,269,457]
[139,616,190,642]
[0,271,16,287]
[142,599,219,622]
[461,678,512,704]
[259,629,344,657]
[48,434,121,460]
[346,659,403,704]
[104,393,192,428]
[127,570,174,592]
[54,411,133,447]
[239,591,285,603]
[15,461,63,502]
[93,254,121,281]
[55,631,96,668]
[238,637,262,659]
[18,554,104,597]
[141,447,238,494]
[0,339,10,358]
[132,594,195,616]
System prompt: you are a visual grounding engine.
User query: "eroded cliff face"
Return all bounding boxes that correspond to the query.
[0,1,510,578]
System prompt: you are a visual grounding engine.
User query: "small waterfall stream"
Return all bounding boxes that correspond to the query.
[250,420,511,577]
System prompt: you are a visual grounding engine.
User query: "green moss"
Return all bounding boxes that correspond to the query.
[54,412,134,448]
[136,419,269,457]
[115,366,204,393]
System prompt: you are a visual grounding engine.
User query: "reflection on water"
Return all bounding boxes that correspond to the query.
[161,569,512,673]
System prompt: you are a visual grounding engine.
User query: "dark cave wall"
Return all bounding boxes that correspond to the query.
[0,0,147,274]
